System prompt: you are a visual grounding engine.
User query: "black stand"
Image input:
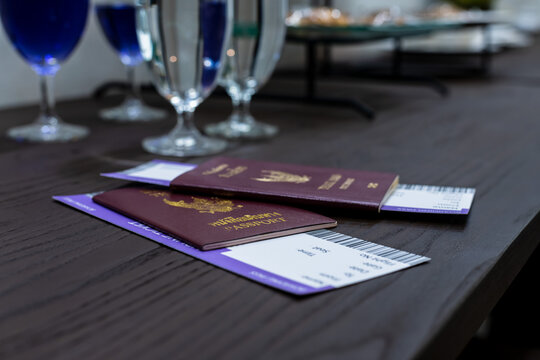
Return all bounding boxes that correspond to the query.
[257,41,376,120]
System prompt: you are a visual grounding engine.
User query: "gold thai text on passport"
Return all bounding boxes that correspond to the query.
[218,166,247,178]
[201,164,247,178]
[339,177,355,190]
[202,164,229,175]
[318,174,342,190]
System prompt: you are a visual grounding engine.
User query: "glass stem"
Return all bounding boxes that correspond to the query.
[183,109,197,132]
[39,75,57,125]
[231,97,252,124]
[170,108,200,137]
[126,66,139,102]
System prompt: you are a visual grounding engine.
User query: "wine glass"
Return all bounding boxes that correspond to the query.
[135,0,232,157]
[205,0,287,139]
[96,0,167,122]
[0,0,90,142]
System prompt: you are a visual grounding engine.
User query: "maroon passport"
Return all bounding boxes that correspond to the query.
[93,187,337,250]
[170,157,399,212]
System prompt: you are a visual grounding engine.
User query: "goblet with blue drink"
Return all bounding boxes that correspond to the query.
[0,0,90,142]
[96,0,166,122]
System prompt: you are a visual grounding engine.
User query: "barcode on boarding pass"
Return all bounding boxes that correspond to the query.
[398,184,475,194]
[307,229,430,266]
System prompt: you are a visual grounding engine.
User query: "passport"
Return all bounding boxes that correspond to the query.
[170,157,399,212]
[93,187,337,250]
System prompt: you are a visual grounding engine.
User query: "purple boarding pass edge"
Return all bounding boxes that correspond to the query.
[53,193,331,296]
[101,159,197,187]
[380,205,470,215]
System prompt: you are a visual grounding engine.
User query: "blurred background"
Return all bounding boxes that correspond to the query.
[0,1,538,357]
[1,0,539,109]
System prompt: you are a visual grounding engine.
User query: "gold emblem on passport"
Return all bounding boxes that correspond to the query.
[252,170,311,184]
[141,190,243,214]
[219,166,247,178]
[367,182,379,189]
[163,197,244,214]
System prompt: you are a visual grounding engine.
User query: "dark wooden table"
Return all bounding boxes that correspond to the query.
[1,40,540,360]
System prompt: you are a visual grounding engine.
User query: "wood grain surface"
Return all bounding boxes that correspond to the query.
[1,42,540,360]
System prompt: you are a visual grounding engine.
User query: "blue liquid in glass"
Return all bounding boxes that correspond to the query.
[96,4,143,67]
[201,0,227,88]
[0,0,89,76]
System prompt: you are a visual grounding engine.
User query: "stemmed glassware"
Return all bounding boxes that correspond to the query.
[96,0,166,122]
[136,0,232,157]
[0,0,90,142]
[205,0,287,139]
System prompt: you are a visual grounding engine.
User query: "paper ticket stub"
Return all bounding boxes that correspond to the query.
[54,194,430,295]
[101,160,476,215]
[380,184,476,215]
[101,160,196,186]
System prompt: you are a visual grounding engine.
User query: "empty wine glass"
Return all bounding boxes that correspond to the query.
[136,0,232,157]
[205,0,287,139]
[0,0,90,142]
[96,0,166,122]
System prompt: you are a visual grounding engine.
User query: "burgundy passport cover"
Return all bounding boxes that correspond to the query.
[93,187,337,250]
[170,157,399,212]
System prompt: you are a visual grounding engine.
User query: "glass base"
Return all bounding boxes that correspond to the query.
[142,133,228,157]
[99,98,166,122]
[7,116,89,143]
[205,114,278,139]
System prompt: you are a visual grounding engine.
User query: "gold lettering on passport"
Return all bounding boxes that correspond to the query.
[219,166,247,178]
[209,212,283,226]
[318,174,342,190]
[252,170,311,184]
[225,218,286,231]
[367,182,379,189]
[208,212,286,230]
[202,164,228,175]
[339,178,355,190]
[163,197,243,214]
